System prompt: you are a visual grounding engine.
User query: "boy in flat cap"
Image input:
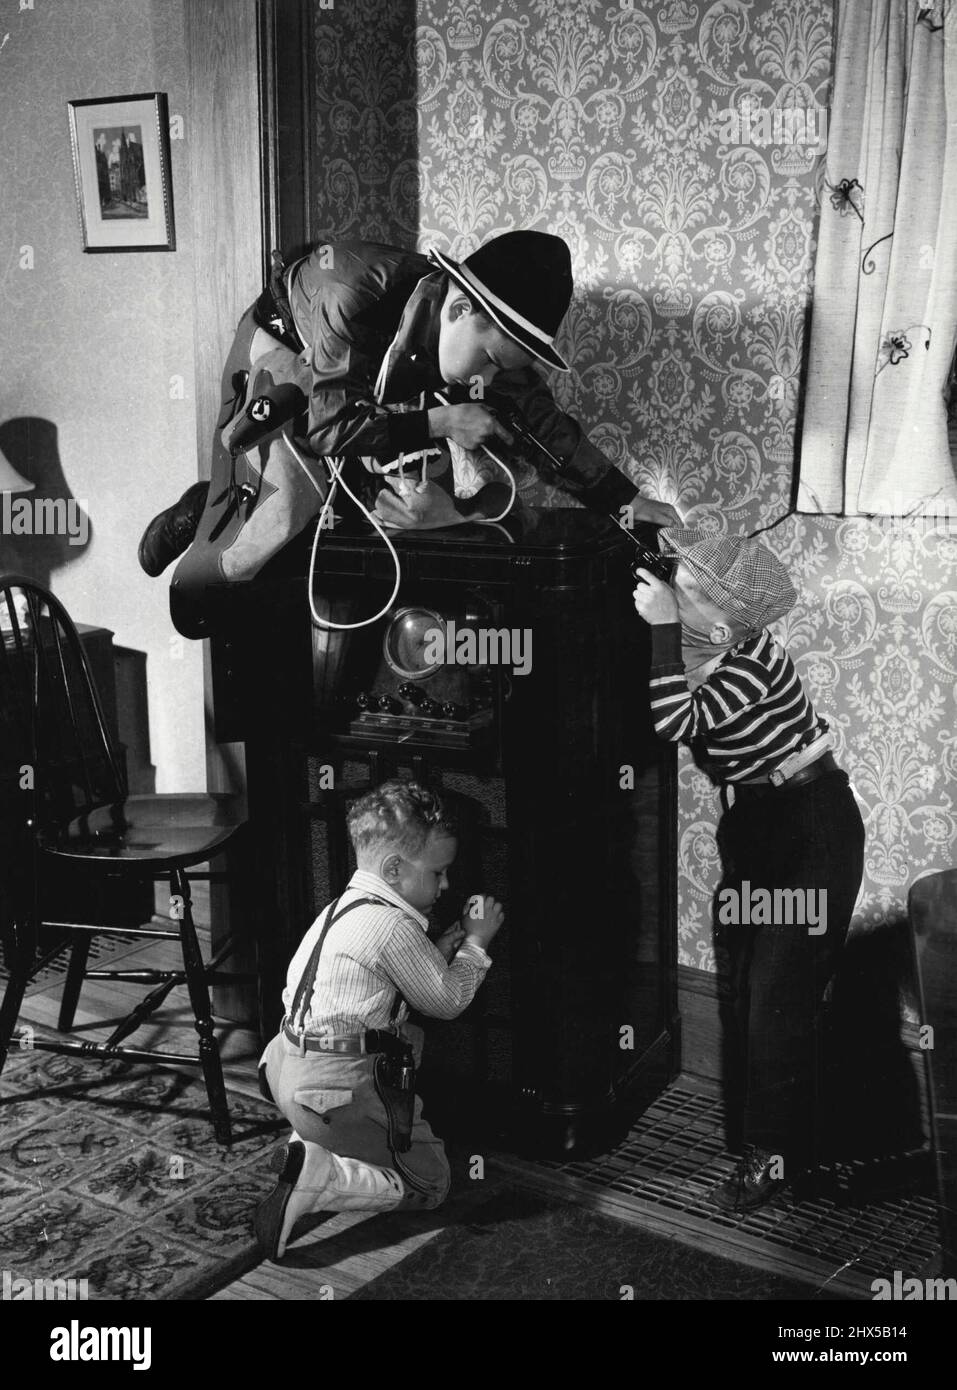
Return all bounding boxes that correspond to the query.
[139,231,679,578]
[633,529,865,1211]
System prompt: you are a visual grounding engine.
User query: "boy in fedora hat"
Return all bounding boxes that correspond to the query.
[633,529,865,1211]
[138,230,679,575]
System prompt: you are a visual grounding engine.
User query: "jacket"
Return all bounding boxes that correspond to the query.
[286,239,640,514]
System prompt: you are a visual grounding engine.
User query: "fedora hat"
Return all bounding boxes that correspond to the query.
[427,231,572,372]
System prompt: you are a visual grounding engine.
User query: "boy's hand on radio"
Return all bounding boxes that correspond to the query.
[434,922,467,963]
[464,895,505,949]
[632,497,682,528]
[430,403,514,451]
[633,571,679,624]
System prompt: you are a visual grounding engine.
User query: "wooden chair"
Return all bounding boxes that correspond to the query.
[0,574,250,1144]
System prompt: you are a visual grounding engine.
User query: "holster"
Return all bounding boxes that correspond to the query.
[257,1060,275,1105]
[372,1046,416,1155]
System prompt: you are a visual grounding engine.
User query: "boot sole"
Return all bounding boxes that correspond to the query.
[254,1141,306,1262]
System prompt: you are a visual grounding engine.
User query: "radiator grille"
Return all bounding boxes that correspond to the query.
[490,1083,940,1299]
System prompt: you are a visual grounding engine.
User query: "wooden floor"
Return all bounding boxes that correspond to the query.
[6,885,467,1300]
[13,889,928,1302]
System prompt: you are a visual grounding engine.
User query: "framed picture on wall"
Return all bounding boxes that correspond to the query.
[67,92,175,252]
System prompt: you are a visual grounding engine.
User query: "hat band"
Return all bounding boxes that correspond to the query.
[431,249,555,347]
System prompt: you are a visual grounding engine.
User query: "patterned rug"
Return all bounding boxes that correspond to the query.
[0,1042,285,1300]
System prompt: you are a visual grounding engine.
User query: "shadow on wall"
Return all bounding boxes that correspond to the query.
[0,417,91,585]
[714,913,926,1164]
[826,918,926,1161]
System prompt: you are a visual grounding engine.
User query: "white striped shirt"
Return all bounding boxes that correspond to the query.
[649,623,821,783]
[282,869,492,1035]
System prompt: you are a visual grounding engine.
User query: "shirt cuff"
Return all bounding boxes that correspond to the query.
[459,939,492,968]
[650,622,683,669]
[386,409,432,455]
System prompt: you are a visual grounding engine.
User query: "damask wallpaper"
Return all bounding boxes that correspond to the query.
[308,0,957,970]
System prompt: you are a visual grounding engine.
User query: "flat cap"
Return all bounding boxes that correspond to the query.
[660,527,797,632]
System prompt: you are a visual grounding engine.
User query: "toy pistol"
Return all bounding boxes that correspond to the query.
[606,512,677,583]
[627,534,677,584]
[486,394,677,584]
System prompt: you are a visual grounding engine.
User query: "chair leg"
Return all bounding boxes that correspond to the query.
[58,933,92,1031]
[0,917,34,1077]
[172,867,232,1145]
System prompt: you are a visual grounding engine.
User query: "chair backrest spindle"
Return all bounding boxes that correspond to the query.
[0,575,127,843]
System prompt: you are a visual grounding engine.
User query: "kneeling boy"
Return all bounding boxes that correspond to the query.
[254,779,503,1259]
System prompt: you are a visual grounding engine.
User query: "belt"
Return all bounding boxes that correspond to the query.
[731,750,839,797]
[281,1020,403,1056]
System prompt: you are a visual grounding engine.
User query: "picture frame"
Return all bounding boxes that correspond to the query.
[67,92,175,253]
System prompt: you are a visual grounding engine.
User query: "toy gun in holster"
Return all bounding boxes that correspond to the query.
[372,1029,416,1155]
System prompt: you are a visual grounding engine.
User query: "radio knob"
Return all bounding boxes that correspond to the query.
[419,699,440,717]
[355,691,372,710]
[376,694,401,713]
[398,683,424,706]
[441,701,465,720]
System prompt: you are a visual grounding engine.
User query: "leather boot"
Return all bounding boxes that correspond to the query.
[712,1145,787,1213]
[137,480,209,577]
[254,1137,405,1261]
[319,1151,407,1213]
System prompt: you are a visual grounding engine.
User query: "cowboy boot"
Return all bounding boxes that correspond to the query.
[319,1150,407,1213]
[137,480,210,577]
[255,1136,405,1261]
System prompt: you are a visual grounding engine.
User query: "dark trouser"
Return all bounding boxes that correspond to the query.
[715,770,865,1173]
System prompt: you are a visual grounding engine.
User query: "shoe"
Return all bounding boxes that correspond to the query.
[712,1146,787,1213]
[254,1137,405,1261]
[137,480,209,576]
[254,1138,307,1261]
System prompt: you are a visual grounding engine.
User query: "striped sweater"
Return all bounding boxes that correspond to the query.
[649,623,822,784]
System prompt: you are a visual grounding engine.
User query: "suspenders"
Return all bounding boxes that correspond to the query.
[286,891,424,1177]
[287,894,410,1037]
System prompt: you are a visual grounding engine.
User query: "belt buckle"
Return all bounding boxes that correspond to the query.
[768,767,786,788]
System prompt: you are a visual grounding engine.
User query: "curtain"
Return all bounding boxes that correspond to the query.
[797,0,957,516]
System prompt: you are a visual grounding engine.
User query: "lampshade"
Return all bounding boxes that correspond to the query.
[0,446,34,494]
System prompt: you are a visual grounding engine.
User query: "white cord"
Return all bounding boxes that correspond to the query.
[283,428,403,631]
[434,392,517,523]
[283,384,518,631]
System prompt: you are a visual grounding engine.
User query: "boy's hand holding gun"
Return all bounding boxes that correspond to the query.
[632,568,679,625]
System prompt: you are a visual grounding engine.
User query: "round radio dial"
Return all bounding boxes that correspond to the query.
[382,607,444,681]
